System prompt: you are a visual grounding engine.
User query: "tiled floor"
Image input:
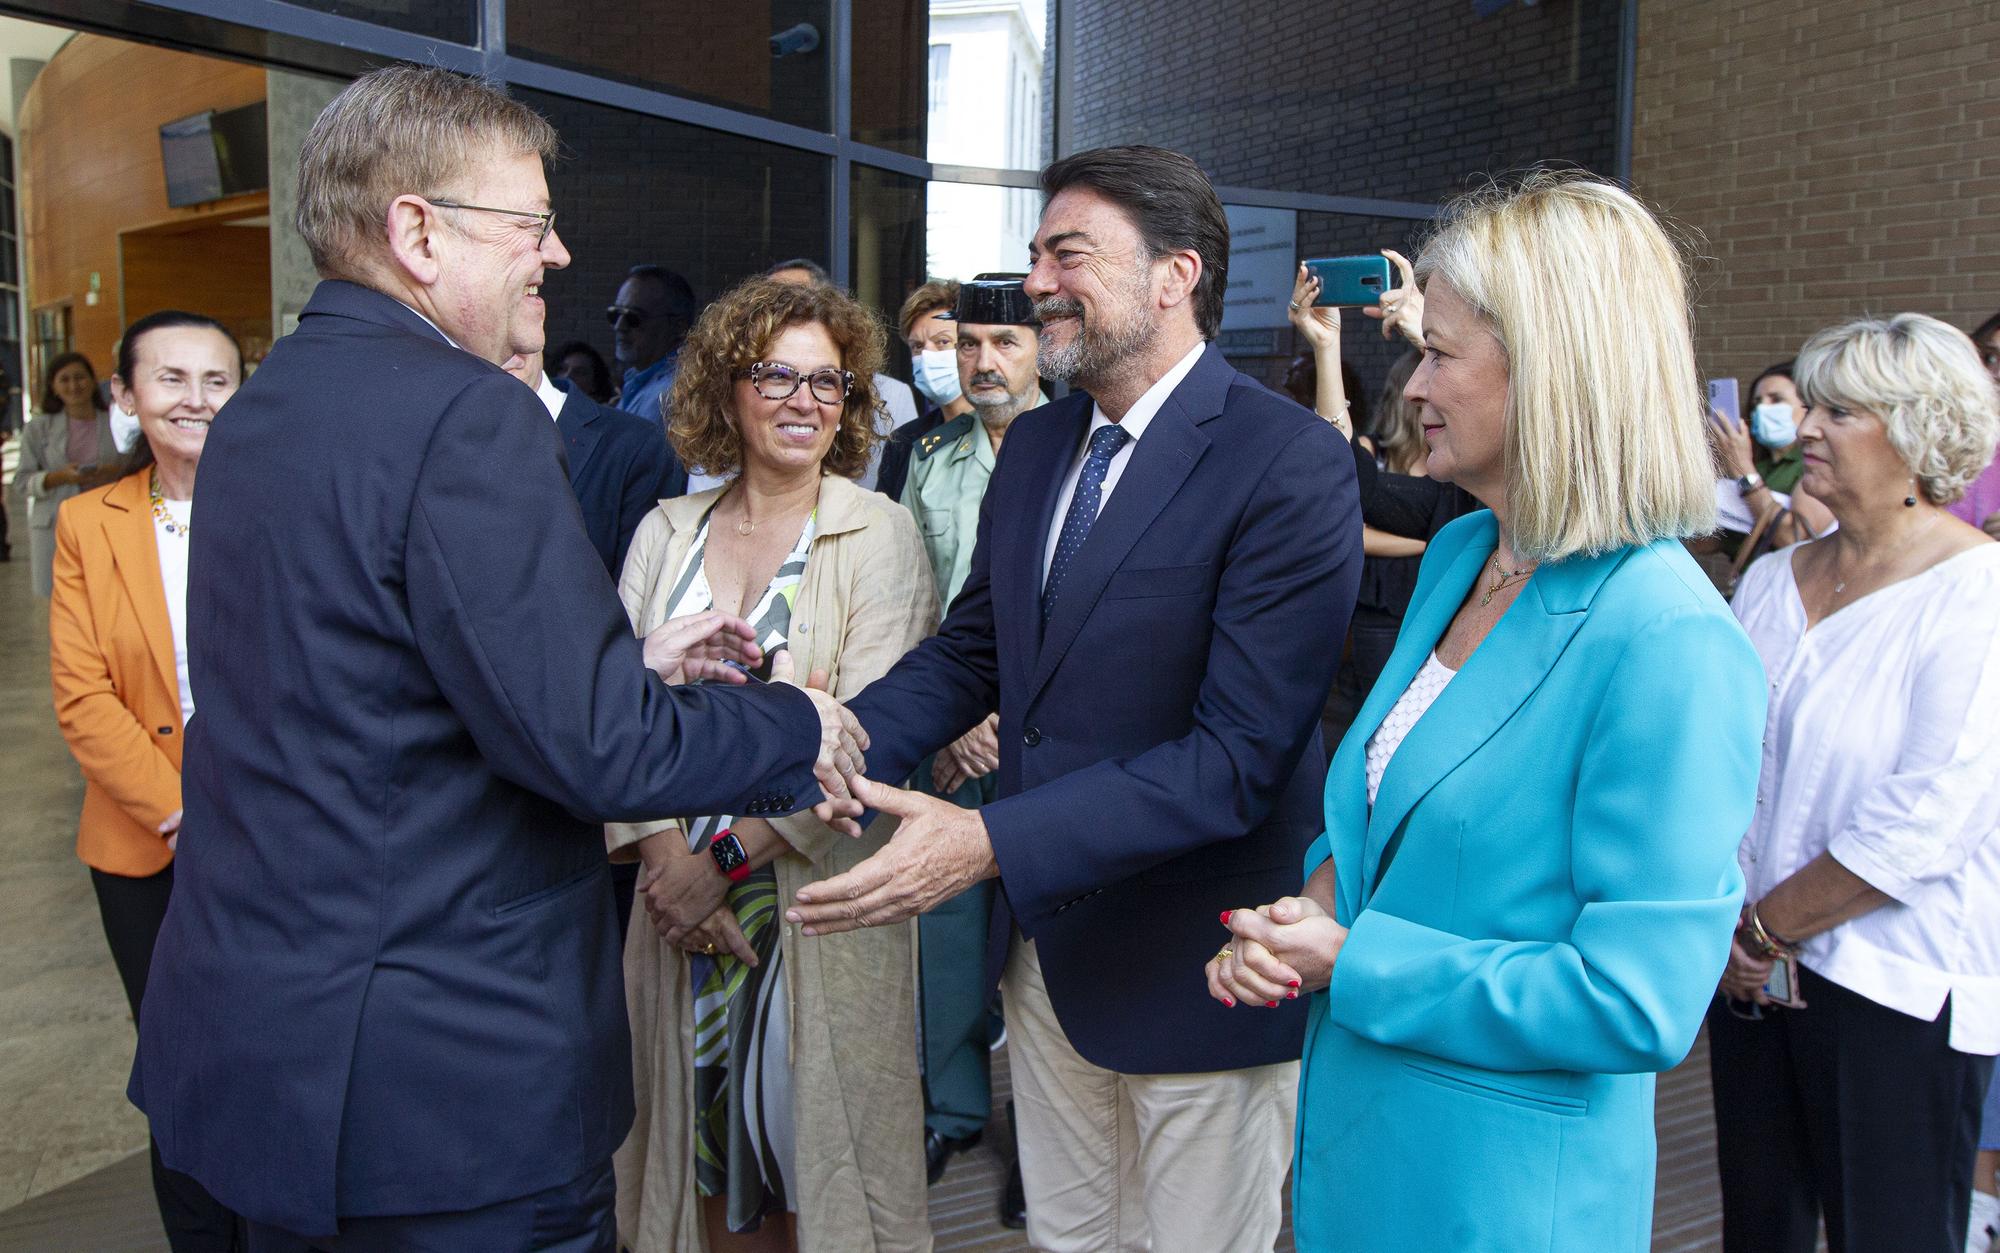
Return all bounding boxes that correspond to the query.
[0,477,1735,1249]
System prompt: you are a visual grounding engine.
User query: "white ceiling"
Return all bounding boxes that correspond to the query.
[0,14,78,136]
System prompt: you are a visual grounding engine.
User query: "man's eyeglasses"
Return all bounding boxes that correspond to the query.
[425,199,557,248]
[606,305,652,330]
[738,361,854,405]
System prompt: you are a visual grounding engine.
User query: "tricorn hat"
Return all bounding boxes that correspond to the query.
[940,273,1038,327]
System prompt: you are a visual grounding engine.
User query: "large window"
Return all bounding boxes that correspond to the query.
[519,89,831,367]
[509,0,835,134]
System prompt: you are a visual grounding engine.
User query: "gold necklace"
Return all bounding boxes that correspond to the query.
[1480,552,1535,607]
[149,471,190,538]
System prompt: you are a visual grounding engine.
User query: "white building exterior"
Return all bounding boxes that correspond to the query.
[925,0,1044,282]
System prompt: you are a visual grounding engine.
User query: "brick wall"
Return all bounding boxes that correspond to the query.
[1049,0,1623,402]
[1630,0,2000,385]
[1057,0,1622,204]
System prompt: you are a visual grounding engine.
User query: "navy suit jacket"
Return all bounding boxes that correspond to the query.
[847,343,1361,1075]
[551,376,686,577]
[130,280,823,1235]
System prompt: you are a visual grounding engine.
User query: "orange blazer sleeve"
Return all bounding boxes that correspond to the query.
[49,501,183,832]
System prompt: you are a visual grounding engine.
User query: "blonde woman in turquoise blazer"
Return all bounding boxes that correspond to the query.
[1208,174,1766,1253]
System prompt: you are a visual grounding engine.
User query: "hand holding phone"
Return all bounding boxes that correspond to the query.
[1302,255,1392,308]
[1707,378,1741,427]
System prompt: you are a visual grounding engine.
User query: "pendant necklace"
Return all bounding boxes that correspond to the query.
[1481,552,1535,607]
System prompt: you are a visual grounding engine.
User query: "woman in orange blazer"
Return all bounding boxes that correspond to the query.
[48,310,245,1252]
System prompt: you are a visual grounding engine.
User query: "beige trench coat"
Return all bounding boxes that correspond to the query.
[608,473,939,1253]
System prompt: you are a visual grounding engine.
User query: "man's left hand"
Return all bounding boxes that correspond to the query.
[785,776,998,935]
[641,611,762,685]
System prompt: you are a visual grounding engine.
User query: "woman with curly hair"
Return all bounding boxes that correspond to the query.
[609,277,938,1253]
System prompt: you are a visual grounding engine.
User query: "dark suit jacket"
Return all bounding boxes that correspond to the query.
[873,404,946,504]
[129,280,823,1235]
[847,344,1361,1075]
[551,376,686,577]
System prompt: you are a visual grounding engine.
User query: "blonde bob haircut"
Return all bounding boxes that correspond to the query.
[1415,171,1716,561]
[296,66,558,279]
[1793,313,2000,506]
[669,278,887,480]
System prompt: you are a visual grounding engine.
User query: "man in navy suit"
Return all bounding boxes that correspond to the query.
[129,66,864,1250]
[507,348,686,578]
[789,146,1361,1252]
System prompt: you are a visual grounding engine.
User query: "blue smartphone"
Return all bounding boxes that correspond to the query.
[1707,378,1741,426]
[1303,255,1392,307]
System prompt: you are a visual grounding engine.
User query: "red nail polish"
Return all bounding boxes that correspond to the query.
[1287,991,1298,1000]
[1288,980,1300,988]
[1266,1000,1279,1008]
[1222,997,1235,1008]
[1220,910,1232,924]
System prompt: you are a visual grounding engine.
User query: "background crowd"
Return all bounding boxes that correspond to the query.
[4,62,1999,1253]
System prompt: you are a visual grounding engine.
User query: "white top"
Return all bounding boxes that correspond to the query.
[154,496,195,726]
[533,371,566,421]
[1732,541,2000,1053]
[1364,651,1457,808]
[1041,341,1206,583]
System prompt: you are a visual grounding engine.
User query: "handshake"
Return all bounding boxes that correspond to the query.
[641,610,870,833]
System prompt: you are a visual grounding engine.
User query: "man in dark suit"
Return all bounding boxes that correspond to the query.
[507,348,687,578]
[129,66,863,1251]
[789,146,1361,1251]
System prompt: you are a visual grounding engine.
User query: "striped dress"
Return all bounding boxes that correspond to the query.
[655,505,817,1233]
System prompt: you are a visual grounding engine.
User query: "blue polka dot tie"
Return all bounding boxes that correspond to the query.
[1043,424,1130,624]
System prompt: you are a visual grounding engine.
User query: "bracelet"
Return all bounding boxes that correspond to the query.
[1744,904,1796,958]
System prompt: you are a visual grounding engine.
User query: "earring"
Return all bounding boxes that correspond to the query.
[1904,479,1918,508]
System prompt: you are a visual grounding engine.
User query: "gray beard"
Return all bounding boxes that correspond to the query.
[1036,302,1158,393]
[971,387,1038,431]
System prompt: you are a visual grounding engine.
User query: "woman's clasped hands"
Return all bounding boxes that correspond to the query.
[1205,896,1349,1009]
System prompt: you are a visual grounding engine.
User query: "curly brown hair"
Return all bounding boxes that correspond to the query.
[668,278,887,479]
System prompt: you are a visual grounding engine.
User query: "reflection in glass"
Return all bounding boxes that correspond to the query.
[517,90,829,371]
[510,0,832,134]
[850,165,925,334]
[924,182,1033,282]
[853,0,929,156]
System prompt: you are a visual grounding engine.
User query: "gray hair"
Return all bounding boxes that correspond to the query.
[296,65,558,279]
[1794,313,2000,506]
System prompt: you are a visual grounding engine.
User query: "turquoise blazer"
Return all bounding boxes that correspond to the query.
[1292,512,1764,1253]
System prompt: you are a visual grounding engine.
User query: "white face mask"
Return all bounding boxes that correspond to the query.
[1750,402,1798,450]
[110,403,142,454]
[910,348,963,408]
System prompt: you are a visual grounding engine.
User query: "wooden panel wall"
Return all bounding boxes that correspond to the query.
[18,34,267,377]
[120,224,272,360]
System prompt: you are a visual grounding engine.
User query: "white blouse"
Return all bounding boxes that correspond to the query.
[154,497,195,726]
[1365,652,1457,808]
[1732,541,2000,1053]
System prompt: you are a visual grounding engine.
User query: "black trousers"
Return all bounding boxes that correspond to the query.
[1707,964,1995,1253]
[91,865,248,1253]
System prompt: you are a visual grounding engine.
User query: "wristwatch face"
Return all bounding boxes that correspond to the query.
[710,832,747,877]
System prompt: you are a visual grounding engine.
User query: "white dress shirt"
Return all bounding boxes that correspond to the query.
[154,496,195,726]
[1042,341,1206,584]
[534,372,566,421]
[1732,541,2000,1053]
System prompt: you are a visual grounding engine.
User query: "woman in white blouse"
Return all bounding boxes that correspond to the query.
[47,310,244,1250]
[1716,312,2000,1253]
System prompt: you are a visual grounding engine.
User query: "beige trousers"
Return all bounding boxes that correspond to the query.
[1001,936,1298,1253]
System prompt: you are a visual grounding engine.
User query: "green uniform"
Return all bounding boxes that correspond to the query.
[903,411,995,608]
[899,401,1037,1143]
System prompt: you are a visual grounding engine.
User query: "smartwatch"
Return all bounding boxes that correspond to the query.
[709,829,753,882]
[1735,471,1764,493]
